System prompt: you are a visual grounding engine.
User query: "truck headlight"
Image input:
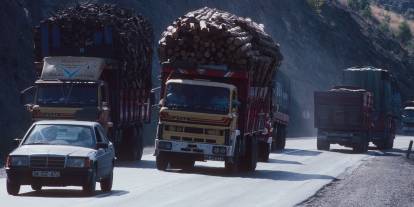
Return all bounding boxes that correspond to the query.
[66,157,90,168]
[9,156,29,167]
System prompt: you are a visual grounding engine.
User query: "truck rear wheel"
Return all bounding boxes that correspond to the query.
[120,126,143,161]
[258,142,270,162]
[317,139,330,151]
[353,135,369,153]
[241,136,258,172]
[156,151,169,171]
[272,125,286,151]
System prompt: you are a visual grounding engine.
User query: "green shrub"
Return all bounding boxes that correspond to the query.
[397,21,413,44]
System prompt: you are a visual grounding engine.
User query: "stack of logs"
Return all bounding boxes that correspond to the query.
[34,4,153,88]
[158,7,283,86]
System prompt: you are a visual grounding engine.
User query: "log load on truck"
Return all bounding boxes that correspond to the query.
[20,4,154,161]
[342,67,401,149]
[155,7,284,172]
[314,87,373,153]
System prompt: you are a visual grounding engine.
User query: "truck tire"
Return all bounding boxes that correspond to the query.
[6,179,20,196]
[353,135,369,153]
[241,136,258,172]
[317,139,330,151]
[120,126,143,161]
[377,120,395,150]
[258,142,270,162]
[272,125,286,151]
[156,151,169,171]
[225,138,241,173]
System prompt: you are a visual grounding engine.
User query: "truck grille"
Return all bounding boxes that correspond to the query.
[30,156,65,168]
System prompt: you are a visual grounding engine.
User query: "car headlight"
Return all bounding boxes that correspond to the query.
[66,157,90,168]
[9,156,29,167]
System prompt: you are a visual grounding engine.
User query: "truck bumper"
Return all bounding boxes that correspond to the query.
[6,167,93,186]
[318,131,365,145]
[155,139,233,161]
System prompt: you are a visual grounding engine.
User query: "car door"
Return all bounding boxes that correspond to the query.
[96,125,113,177]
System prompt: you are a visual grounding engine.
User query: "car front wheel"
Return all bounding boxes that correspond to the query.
[100,170,113,192]
[7,178,20,196]
[83,169,96,196]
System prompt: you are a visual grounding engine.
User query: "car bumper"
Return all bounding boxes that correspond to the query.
[155,139,233,161]
[6,167,93,186]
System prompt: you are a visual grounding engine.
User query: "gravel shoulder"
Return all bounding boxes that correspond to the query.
[297,151,414,207]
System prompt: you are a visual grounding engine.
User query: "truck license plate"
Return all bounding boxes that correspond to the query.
[32,171,60,178]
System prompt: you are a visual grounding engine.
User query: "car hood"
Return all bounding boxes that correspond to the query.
[10,145,96,158]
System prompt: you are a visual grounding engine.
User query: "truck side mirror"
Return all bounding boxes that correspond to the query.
[232,100,240,108]
[159,98,165,107]
[20,86,35,105]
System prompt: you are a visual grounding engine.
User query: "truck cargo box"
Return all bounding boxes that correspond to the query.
[314,88,372,131]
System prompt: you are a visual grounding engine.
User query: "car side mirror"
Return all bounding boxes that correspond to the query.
[97,142,108,149]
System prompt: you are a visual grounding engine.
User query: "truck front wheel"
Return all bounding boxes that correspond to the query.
[317,139,330,151]
[156,151,169,171]
[225,138,241,173]
[258,142,270,162]
[241,136,258,172]
[120,126,143,161]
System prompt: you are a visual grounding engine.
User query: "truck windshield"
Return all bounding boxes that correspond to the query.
[36,84,98,107]
[165,83,230,114]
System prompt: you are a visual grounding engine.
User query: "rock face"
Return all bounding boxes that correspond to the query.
[0,0,35,158]
[1,0,413,153]
[374,0,414,19]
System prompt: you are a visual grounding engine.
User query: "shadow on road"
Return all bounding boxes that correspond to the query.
[18,189,129,198]
[267,158,303,165]
[329,148,403,157]
[115,159,155,169]
[169,166,334,181]
[281,149,322,156]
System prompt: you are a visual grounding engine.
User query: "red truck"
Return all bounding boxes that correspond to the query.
[155,63,276,171]
[314,87,373,153]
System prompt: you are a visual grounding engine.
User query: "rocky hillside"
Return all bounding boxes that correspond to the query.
[1,0,414,154]
[373,0,414,19]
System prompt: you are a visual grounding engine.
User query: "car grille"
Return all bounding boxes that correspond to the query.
[30,156,65,168]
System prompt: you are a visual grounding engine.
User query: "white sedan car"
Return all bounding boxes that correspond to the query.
[5,120,115,196]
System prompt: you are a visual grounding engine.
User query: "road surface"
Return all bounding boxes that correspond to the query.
[0,136,411,207]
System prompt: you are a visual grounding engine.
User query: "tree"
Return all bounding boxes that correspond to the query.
[397,21,413,44]
[307,0,326,14]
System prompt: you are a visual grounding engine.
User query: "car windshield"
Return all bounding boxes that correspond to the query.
[165,83,230,114]
[23,124,96,148]
[36,84,98,107]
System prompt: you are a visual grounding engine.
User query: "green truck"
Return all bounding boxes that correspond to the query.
[342,67,401,149]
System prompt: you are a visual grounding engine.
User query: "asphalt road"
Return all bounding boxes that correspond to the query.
[298,147,414,207]
[0,136,411,207]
